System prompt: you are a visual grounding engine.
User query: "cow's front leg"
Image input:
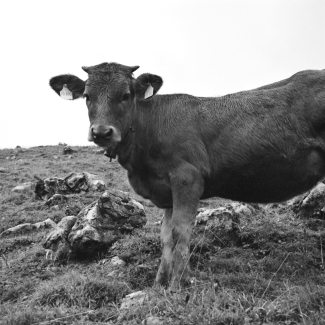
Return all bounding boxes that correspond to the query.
[155,167,204,288]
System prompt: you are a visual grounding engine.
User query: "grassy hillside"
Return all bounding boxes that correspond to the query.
[1,145,325,324]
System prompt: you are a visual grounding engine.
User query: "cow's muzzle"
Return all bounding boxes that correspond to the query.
[88,124,121,146]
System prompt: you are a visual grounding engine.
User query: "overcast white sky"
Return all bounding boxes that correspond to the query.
[1,0,325,149]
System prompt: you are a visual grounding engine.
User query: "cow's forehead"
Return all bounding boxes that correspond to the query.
[84,63,134,90]
[83,62,134,75]
[86,72,131,90]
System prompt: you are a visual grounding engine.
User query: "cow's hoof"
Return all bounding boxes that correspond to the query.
[155,270,170,288]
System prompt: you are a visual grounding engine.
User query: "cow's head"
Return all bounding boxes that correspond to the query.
[49,62,163,156]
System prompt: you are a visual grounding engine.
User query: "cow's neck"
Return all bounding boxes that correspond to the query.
[115,99,152,171]
[114,125,135,168]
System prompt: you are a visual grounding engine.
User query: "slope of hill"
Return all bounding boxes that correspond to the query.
[1,145,325,324]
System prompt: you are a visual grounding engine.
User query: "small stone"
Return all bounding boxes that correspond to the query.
[65,172,88,192]
[195,206,240,233]
[84,172,106,191]
[12,182,34,192]
[45,194,68,207]
[0,167,9,173]
[130,199,144,210]
[294,183,325,218]
[44,175,78,197]
[0,223,33,236]
[34,179,48,200]
[47,216,77,239]
[91,179,105,191]
[42,216,78,258]
[142,316,163,325]
[230,203,253,217]
[34,218,57,229]
[107,270,119,277]
[120,291,147,309]
[111,256,126,267]
[0,218,55,237]
[39,270,56,279]
[63,147,74,155]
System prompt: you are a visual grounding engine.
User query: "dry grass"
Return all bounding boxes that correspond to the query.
[1,145,325,324]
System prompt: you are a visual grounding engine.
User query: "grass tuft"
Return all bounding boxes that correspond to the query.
[34,271,130,309]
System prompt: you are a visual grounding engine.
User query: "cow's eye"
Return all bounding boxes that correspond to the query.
[83,93,90,101]
[121,93,130,102]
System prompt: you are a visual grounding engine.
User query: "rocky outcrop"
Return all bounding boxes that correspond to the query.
[196,202,254,229]
[41,216,77,260]
[35,172,105,200]
[13,171,105,197]
[192,203,257,250]
[42,189,146,260]
[291,182,325,219]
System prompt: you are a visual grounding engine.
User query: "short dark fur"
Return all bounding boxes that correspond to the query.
[49,63,325,287]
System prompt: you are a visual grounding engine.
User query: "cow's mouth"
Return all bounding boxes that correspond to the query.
[94,140,119,159]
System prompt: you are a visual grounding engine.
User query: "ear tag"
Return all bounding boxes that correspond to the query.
[60,84,73,100]
[144,84,154,99]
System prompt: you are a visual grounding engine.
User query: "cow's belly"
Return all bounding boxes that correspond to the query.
[128,172,173,209]
[204,174,319,203]
[204,149,325,203]
[127,146,325,206]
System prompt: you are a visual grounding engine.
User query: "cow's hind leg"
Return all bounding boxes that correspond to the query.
[155,166,204,289]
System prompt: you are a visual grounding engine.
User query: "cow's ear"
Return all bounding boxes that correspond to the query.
[49,74,85,100]
[135,73,163,100]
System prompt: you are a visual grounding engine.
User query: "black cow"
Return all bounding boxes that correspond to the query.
[50,63,325,287]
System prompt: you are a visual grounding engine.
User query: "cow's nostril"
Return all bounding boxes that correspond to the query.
[91,128,97,139]
[105,128,113,138]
